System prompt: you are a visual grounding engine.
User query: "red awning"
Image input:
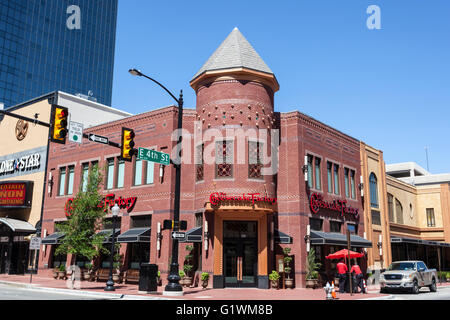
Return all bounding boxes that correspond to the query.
[326,249,364,260]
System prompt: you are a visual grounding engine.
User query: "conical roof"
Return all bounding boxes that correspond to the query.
[191,27,274,81]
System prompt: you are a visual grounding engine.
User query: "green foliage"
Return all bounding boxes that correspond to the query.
[282,247,291,256]
[183,245,194,276]
[55,164,108,261]
[157,271,161,278]
[306,249,321,280]
[283,246,293,279]
[58,264,66,272]
[85,263,93,271]
[284,267,292,274]
[201,272,210,281]
[183,264,194,274]
[179,270,185,278]
[185,245,194,252]
[269,270,280,281]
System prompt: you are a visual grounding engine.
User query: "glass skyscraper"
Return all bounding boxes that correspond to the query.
[0,0,118,107]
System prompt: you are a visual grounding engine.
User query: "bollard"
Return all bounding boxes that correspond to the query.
[324,282,333,300]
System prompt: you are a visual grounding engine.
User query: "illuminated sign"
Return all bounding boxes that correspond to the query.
[309,192,359,219]
[209,192,277,206]
[0,153,40,175]
[0,181,33,208]
[65,193,137,217]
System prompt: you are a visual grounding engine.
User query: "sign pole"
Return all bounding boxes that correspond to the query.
[347,230,353,296]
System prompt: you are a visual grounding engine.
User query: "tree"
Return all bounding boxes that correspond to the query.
[55,164,109,261]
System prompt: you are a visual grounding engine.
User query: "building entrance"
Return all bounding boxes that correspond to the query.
[223,221,257,287]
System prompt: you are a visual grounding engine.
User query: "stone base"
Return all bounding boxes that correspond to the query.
[163,290,184,296]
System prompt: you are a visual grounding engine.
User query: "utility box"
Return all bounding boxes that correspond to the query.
[139,263,158,293]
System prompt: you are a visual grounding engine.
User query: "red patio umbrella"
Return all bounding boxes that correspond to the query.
[325,249,364,260]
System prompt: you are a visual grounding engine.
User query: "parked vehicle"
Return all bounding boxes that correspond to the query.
[379,261,437,294]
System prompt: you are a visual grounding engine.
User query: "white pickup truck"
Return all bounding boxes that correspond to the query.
[379,261,438,294]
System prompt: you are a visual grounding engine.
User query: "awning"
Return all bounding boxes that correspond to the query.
[391,236,450,248]
[0,217,36,234]
[274,229,293,244]
[117,227,150,243]
[97,228,121,243]
[180,226,202,243]
[310,230,372,248]
[42,232,65,245]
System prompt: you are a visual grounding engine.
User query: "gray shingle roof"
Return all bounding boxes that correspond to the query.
[192,27,273,81]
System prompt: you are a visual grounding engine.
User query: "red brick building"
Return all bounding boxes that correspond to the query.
[38,28,371,289]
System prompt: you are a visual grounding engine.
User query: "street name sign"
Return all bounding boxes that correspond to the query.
[69,121,83,144]
[29,237,41,250]
[171,231,186,240]
[88,133,109,145]
[137,147,170,165]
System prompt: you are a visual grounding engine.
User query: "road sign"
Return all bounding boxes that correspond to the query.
[29,237,41,250]
[88,133,109,144]
[171,231,186,240]
[137,147,170,165]
[69,121,83,144]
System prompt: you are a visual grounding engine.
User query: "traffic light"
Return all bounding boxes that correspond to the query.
[50,105,68,144]
[163,219,187,230]
[121,127,135,161]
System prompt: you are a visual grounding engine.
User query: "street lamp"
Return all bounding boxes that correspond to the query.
[129,68,184,296]
[104,203,119,291]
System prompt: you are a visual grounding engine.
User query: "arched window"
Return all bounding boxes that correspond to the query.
[395,199,403,224]
[369,173,379,208]
[387,193,394,222]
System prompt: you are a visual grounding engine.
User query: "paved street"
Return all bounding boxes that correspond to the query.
[0,284,105,300]
[368,284,450,300]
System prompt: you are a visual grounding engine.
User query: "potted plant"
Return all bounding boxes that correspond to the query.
[269,270,281,289]
[52,266,59,279]
[84,263,93,281]
[201,272,210,289]
[58,264,66,280]
[157,271,162,286]
[179,270,186,286]
[283,247,294,289]
[112,262,122,283]
[305,249,321,289]
[446,272,450,282]
[183,245,194,287]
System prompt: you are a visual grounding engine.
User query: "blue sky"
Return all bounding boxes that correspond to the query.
[111,0,450,174]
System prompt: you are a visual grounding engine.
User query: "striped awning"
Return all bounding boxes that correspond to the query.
[117,227,150,243]
[42,232,65,245]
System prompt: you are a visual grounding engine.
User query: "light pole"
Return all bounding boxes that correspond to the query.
[129,68,184,295]
[105,203,119,291]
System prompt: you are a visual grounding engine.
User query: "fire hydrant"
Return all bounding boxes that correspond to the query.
[324,282,333,300]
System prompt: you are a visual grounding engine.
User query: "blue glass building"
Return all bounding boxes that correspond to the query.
[0,0,118,107]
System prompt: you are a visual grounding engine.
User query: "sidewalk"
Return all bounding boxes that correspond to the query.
[0,274,401,300]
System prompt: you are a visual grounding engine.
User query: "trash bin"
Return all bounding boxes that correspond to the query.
[139,263,158,292]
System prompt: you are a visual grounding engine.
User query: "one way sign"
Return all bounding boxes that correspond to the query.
[88,133,109,144]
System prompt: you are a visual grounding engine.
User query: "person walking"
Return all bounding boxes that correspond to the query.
[336,259,348,293]
[350,260,365,294]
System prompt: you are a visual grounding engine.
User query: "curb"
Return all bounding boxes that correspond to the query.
[0,280,170,300]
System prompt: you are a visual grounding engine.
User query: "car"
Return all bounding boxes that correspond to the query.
[379,260,437,294]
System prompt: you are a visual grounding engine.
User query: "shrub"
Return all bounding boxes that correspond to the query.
[179,270,185,278]
[58,264,66,272]
[269,270,280,281]
[201,272,210,281]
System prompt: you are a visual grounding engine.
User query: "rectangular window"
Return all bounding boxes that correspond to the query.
[315,157,321,190]
[307,155,313,188]
[196,144,204,182]
[426,208,435,227]
[195,212,203,228]
[131,215,151,228]
[134,159,143,186]
[117,159,125,188]
[106,158,115,189]
[350,170,356,199]
[371,210,381,225]
[330,221,341,233]
[146,160,154,184]
[81,163,89,192]
[58,167,66,196]
[215,140,233,178]
[344,168,349,198]
[67,166,75,195]
[249,141,263,179]
[309,218,323,231]
[334,164,340,195]
[347,223,358,234]
[327,162,333,193]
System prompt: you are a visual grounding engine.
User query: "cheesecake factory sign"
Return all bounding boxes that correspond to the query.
[309,192,359,219]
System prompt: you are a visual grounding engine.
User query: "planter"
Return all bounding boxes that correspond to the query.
[113,274,120,283]
[83,272,92,281]
[271,280,279,290]
[201,280,208,289]
[58,271,66,280]
[184,276,193,287]
[285,278,294,289]
[305,279,319,289]
[157,278,162,286]
[52,270,58,279]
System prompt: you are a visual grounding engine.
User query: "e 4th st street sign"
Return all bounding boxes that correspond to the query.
[137,147,170,165]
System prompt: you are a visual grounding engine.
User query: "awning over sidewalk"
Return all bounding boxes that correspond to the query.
[310,230,372,248]
[274,229,292,244]
[0,217,36,235]
[42,232,65,245]
[180,226,202,243]
[117,227,150,243]
[97,228,121,244]
[391,236,450,247]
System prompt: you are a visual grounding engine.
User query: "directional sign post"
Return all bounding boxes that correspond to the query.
[171,231,186,241]
[88,133,109,145]
[137,147,170,165]
[69,121,83,144]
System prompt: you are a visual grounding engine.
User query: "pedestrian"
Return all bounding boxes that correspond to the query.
[336,258,348,293]
[350,260,365,294]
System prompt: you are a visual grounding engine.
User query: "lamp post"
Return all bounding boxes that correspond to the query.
[105,203,119,291]
[129,68,184,295]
